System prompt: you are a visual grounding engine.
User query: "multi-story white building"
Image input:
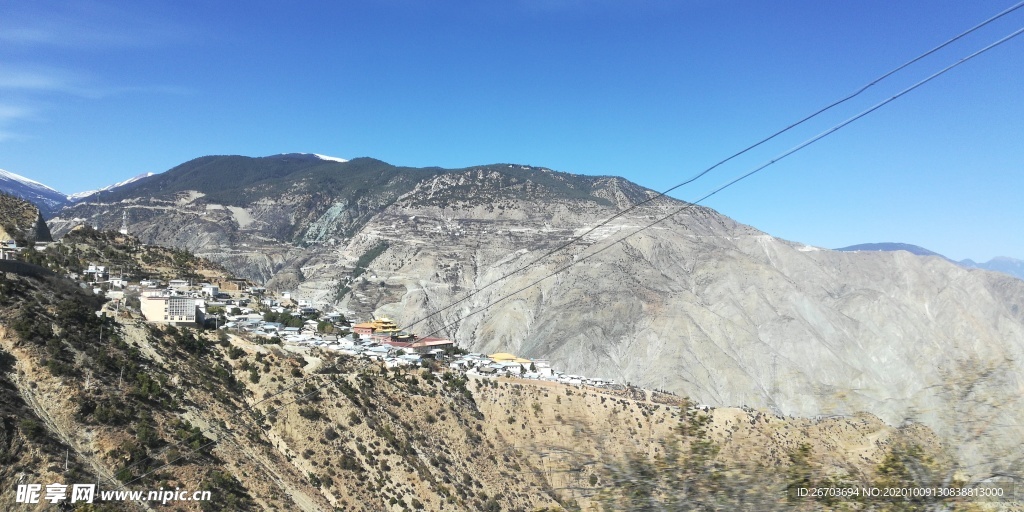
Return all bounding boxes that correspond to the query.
[141,295,199,325]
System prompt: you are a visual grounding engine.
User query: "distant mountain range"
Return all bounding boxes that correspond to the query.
[836,242,1024,281]
[66,172,155,201]
[0,152,348,217]
[835,242,950,259]
[7,161,1020,282]
[4,160,1022,283]
[0,168,69,217]
[959,256,1024,280]
[0,167,155,217]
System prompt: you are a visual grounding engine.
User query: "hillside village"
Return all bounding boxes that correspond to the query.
[9,230,623,391]
[2,186,1016,510]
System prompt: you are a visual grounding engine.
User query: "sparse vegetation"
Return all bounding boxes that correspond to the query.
[0,233,979,512]
[351,241,390,279]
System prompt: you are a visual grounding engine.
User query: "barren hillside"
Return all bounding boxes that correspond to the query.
[1,261,990,510]
[45,156,1024,489]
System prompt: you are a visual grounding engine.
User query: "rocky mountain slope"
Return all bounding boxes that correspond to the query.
[2,240,971,511]
[47,155,1024,485]
[6,245,983,509]
[0,192,52,245]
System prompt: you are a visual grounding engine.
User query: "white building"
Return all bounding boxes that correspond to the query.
[168,279,189,290]
[141,295,199,325]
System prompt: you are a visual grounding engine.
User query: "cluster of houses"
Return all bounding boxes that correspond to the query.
[0,239,52,261]
[322,318,620,387]
[70,271,277,331]
[304,326,620,389]
[455,352,619,388]
[233,314,622,389]
[313,317,455,368]
[66,258,620,390]
[67,264,145,298]
[136,280,257,327]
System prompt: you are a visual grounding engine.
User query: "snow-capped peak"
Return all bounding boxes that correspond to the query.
[67,172,155,201]
[0,168,63,195]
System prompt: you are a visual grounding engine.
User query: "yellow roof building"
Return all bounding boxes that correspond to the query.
[353,317,402,334]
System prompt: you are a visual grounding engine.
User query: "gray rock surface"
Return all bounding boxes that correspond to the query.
[48,159,1024,480]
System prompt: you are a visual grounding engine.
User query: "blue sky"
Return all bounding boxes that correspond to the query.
[1,0,1022,261]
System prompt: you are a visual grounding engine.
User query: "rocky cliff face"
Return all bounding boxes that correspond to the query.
[48,155,1024,481]
[326,177,1024,478]
[0,192,53,244]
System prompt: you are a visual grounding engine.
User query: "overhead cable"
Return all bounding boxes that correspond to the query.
[419,24,1024,339]
[401,0,1024,333]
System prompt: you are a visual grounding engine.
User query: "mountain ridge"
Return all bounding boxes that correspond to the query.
[836,242,1024,281]
[31,154,1024,482]
[0,168,69,217]
[67,172,156,201]
[1,255,958,510]
[834,242,950,259]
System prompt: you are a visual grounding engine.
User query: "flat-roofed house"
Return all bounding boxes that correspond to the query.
[141,295,199,326]
[168,279,189,291]
[411,337,454,354]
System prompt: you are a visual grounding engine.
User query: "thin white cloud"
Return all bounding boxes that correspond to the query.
[0,1,196,49]
[0,68,78,93]
[0,104,36,121]
[0,66,191,143]
[0,27,58,45]
[0,1,197,143]
[0,66,115,100]
[108,84,194,96]
[0,22,155,48]
[0,66,194,99]
[0,103,37,142]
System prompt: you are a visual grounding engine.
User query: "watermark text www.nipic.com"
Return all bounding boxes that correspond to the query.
[16,483,212,505]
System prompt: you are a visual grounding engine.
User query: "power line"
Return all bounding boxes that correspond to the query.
[401,0,1024,334]
[419,24,1024,340]
[76,6,1024,504]
[118,7,1024,487]
[126,16,1024,492]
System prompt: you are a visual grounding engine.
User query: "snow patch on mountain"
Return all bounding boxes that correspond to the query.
[313,154,348,163]
[274,152,348,163]
[68,172,155,201]
[0,168,63,195]
[0,168,69,215]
